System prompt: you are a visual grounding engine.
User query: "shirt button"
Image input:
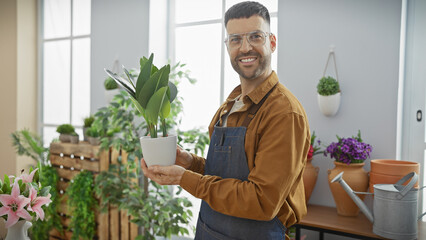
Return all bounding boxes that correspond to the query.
[224,110,228,113]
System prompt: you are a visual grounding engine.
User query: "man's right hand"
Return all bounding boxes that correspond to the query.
[175,146,193,169]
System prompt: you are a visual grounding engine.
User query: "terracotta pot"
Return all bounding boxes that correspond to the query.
[328,161,369,216]
[303,158,319,204]
[369,159,419,193]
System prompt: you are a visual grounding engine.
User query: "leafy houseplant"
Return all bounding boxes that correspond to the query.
[105,53,178,166]
[11,129,63,240]
[66,170,97,240]
[317,76,341,117]
[95,62,207,239]
[317,76,340,96]
[56,124,77,143]
[324,130,372,165]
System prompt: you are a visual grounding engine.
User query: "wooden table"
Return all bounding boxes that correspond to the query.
[294,204,426,240]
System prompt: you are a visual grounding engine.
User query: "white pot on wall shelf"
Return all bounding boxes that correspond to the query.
[317,92,341,117]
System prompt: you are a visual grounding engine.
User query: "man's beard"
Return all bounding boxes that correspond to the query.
[231,51,271,80]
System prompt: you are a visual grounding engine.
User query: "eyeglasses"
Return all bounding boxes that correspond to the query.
[224,30,271,49]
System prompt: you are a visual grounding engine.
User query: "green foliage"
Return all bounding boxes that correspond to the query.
[95,62,208,239]
[95,159,192,240]
[104,76,118,90]
[85,126,100,138]
[317,76,340,96]
[66,170,97,240]
[56,124,75,134]
[105,53,177,138]
[83,115,95,128]
[177,128,209,156]
[11,129,48,165]
[30,164,63,240]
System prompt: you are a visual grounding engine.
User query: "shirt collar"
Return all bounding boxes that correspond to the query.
[225,71,279,105]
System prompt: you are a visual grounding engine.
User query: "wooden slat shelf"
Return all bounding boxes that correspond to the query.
[49,142,138,240]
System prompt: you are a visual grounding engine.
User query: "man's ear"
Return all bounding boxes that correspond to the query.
[270,34,277,52]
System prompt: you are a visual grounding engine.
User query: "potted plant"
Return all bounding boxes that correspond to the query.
[83,115,95,141]
[56,124,76,143]
[325,130,372,216]
[85,126,101,146]
[104,53,178,166]
[317,76,341,117]
[11,129,63,239]
[0,168,52,240]
[104,76,120,104]
[303,131,323,203]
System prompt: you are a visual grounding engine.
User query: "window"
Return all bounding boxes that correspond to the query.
[40,0,91,145]
[166,0,278,235]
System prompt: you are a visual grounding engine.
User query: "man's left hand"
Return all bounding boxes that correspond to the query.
[141,158,186,185]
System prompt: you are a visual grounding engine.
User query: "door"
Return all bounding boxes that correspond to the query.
[401,0,426,219]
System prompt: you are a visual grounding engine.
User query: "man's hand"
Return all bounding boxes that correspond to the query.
[175,146,193,169]
[141,158,186,185]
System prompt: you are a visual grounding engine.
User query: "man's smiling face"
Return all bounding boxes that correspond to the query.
[226,15,276,82]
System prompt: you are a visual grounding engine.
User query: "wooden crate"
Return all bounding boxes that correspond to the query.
[49,142,139,240]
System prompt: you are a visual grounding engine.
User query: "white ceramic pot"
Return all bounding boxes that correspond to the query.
[317,92,341,117]
[140,135,177,167]
[5,220,32,240]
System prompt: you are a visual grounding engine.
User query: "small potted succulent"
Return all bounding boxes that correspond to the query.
[86,126,101,146]
[104,76,120,104]
[83,115,95,141]
[317,76,341,117]
[56,124,76,143]
[104,53,178,166]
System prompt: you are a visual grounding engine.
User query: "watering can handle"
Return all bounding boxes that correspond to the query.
[395,172,418,199]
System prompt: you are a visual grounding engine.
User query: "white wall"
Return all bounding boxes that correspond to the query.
[277,0,402,207]
[91,0,150,112]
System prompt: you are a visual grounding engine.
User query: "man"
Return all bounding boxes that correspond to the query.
[141,1,310,239]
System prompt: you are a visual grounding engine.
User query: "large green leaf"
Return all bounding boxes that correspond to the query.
[145,87,170,125]
[137,64,170,109]
[136,54,154,96]
[168,81,177,103]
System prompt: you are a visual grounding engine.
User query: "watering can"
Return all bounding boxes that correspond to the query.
[331,171,425,240]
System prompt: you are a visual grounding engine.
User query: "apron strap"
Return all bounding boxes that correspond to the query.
[241,83,277,128]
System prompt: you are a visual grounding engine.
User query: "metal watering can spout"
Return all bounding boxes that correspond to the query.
[331,172,374,223]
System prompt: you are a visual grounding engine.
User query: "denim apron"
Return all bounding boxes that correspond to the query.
[195,85,286,240]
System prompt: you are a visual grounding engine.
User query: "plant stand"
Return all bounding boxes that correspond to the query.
[49,142,138,240]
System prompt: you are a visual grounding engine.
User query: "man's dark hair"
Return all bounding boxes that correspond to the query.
[224,1,270,27]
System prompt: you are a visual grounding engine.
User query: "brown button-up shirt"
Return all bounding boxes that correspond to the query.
[180,71,310,229]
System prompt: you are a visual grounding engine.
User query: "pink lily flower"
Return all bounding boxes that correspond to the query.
[15,168,38,183]
[27,187,52,220]
[0,183,32,228]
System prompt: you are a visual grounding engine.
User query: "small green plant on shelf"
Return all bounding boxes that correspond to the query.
[83,116,95,128]
[66,170,97,240]
[317,76,340,96]
[56,124,75,135]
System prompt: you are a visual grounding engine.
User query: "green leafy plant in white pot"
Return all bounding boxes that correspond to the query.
[317,76,341,117]
[104,76,120,104]
[105,53,178,166]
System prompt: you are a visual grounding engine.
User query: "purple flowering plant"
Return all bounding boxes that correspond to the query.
[324,130,372,165]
